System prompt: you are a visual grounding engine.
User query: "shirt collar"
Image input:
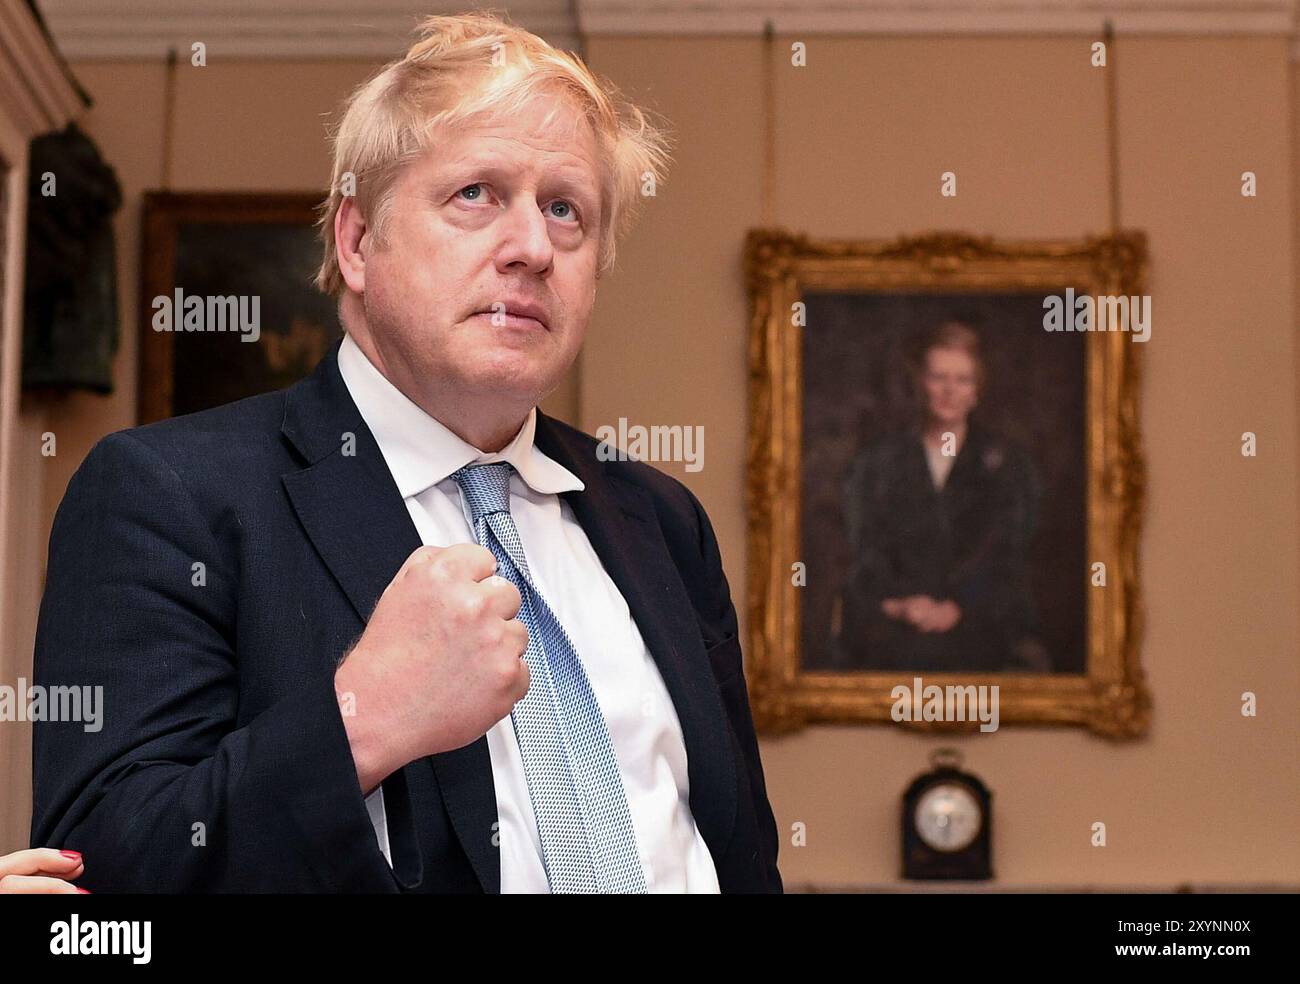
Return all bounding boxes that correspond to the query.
[336,331,584,500]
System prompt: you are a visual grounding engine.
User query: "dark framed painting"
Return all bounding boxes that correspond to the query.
[744,229,1150,738]
[138,191,340,423]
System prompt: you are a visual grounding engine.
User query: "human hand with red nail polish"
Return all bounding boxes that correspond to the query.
[0,848,89,894]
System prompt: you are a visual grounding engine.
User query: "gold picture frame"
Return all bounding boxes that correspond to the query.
[744,229,1150,739]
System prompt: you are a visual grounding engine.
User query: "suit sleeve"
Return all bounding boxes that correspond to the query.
[683,486,784,893]
[30,431,413,893]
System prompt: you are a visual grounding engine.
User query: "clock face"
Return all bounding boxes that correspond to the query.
[915,782,982,852]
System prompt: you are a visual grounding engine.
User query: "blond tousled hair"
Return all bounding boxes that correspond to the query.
[314,10,673,296]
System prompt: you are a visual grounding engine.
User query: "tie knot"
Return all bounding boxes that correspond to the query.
[451,461,514,525]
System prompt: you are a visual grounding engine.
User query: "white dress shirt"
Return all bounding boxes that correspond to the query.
[925,439,956,489]
[336,333,720,893]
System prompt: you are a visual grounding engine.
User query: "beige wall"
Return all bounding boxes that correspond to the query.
[3,36,1297,888]
[582,35,1300,887]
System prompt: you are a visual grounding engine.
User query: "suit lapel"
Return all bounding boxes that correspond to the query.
[534,413,739,865]
[278,344,737,891]
[280,341,501,894]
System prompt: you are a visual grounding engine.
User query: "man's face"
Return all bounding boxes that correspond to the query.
[357,95,603,410]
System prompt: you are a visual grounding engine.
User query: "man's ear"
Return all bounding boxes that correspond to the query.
[335,197,368,294]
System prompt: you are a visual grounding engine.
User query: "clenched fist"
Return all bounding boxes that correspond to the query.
[334,543,530,793]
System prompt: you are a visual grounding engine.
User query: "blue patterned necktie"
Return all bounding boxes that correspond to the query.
[451,461,647,893]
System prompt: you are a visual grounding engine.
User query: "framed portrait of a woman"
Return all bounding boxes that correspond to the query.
[744,229,1150,738]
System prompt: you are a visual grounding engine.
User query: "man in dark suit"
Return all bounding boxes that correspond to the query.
[29,12,781,893]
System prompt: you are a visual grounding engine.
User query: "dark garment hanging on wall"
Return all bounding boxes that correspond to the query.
[22,122,122,394]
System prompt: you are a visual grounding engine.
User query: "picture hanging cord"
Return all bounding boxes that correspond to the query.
[758,22,1124,237]
[1104,20,1121,236]
[161,46,177,191]
[762,19,776,229]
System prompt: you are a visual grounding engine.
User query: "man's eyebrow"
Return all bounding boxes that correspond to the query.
[437,158,600,214]
[548,172,600,205]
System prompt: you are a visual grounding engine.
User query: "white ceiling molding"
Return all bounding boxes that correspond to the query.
[579,0,1298,37]
[0,0,83,136]
[33,0,1300,60]
[35,0,581,60]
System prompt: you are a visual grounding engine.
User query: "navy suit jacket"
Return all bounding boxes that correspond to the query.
[29,339,783,893]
